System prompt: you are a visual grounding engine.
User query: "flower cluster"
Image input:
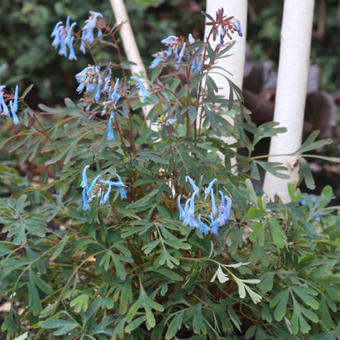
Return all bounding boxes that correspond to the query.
[204,8,242,45]
[149,34,202,73]
[177,177,232,235]
[51,11,104,59]
[81,165,126,211]
[80,11,103,54]
[0,85,20,125]
[51,16,77,60]
[75,66,122,141]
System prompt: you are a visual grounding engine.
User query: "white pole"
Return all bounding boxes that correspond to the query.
[263,0,315,202]
[204,0,248,165]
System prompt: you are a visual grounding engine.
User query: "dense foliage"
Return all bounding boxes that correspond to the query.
[1,8,340,340]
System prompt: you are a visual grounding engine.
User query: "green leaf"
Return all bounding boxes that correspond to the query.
[269,218,287,249]
[249,221,265,247]
[300,157,315,189]
[50,234,69,260]
[28,269,42,315]
[127,282,164,330]
[165,311,184,340]
[256,161,289,179]
[258,272,275,294]
[270,289,289,321]
[39,319,79,336]
[125,315,146,334]
[298,130,332,153]
[247,207,265,219]
[292,286,319,310]
[70,294,89,313]
[151,267,183,282]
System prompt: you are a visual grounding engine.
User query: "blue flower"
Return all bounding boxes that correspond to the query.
[300,199,307,205]
[80,11,103,54]
[103,184,112,203]
[0,86,10,117]
[51,17,77,60]
[185,176,199,194]
[81,165,90,188]
[149,56,164,69]
[68,37,77,60]
[188,33,195,44]
[232,19,243,37]
[161,35,178,45]
[176,42,186,64]
[82,187,91,210]
[107,111,115,141]
[177,195,185,220]
[119,187,127,199]
[131,76,150,103]
[204,178,218,199]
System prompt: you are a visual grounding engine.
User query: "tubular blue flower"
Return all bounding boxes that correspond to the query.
[110,78,120,104]
[204,178,218,199]
[0,96,9,117]
[131,76,150,103]
[119,187,127,199]
[176,42,186,64]
[161,35,178,45]
[80,11,103,54]
[103,184,112,203]
[223,196,232,222]
[82,187,91,210]
[81,165,90,188]
[210,190,217,216]
[100,179,124,188]
[177,195,185,220]
[9,101,20,125]
[188,33,195,44]
[149,56,163,69]
[232,19,243,37]
[185,176,199,194]
[68,37,77,60]
[107,111,115,141]
[94,77,102,102]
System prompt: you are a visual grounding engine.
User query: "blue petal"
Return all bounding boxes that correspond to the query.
[204,178,218,199]
[161,35,178,45]
[185,176,199,193]
[81,165,90,188]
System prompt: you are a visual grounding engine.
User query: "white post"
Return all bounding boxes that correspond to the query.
[263,0,315,202]
[204,0,248,164]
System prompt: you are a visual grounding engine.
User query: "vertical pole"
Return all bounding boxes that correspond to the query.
[263,0,315,202]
